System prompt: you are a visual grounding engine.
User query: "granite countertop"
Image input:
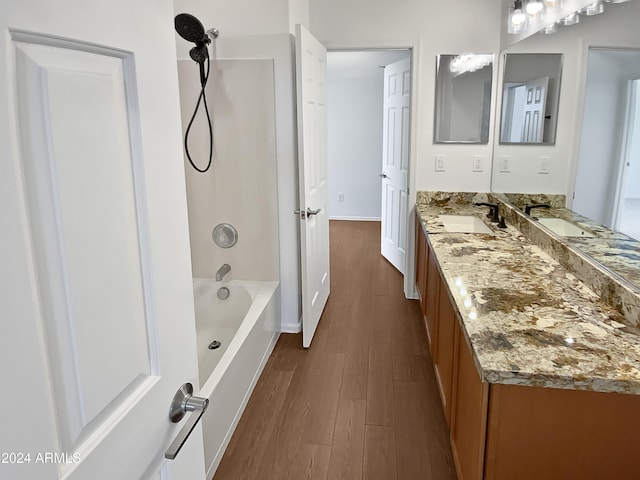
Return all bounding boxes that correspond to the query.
[416,195,640,395]
[531,207,640,288]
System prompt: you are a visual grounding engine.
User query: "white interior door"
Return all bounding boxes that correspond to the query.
[521,76,548,143]
[0,2,205,479]
[295,24,330,348]
[381,57,411,274]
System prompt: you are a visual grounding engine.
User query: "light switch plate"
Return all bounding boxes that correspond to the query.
[473,155,484,172]
[499,155,511,173]
[539,156,550,174]
[435,155,445,172]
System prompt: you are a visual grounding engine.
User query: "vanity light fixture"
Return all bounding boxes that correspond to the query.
[560,11,581,24]
[509,0,632,35]
[581,0,605,14]
[509,0,527,34]
[449,53,493,74]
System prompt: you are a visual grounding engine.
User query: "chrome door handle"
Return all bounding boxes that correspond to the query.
[379,173,388,178]
[294,208,320,219]
[165,383,209,460]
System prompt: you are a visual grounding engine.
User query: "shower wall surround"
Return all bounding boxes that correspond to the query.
[177,59,280,282]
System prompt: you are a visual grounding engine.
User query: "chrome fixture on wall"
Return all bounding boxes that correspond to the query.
[507,0,632,36]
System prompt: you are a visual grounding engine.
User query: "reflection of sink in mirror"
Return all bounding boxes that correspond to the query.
[439,215,493,234]
[537,218,595,238]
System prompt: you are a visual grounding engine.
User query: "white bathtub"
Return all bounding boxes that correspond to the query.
[193,278,280,478]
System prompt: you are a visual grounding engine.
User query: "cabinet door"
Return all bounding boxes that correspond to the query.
[450,328,489,480]
[425,243,440,354]
[485,384,640,479]
[434,285,458,424]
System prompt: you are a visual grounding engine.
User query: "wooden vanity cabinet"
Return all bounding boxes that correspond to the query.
[434,284,458,425]
[415,219,640,480]
[450,326,489,480]
[415,216,439,351]
[484,384,640,480]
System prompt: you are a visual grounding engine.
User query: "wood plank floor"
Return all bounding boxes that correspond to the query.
[213,220,457,480]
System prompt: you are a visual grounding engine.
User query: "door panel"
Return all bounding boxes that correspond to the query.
[381,57,410,274]
[295,24,330,348]
[521,77,548,143]
[0,3,203,479]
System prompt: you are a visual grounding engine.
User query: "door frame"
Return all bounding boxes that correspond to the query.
[612,78,640,229]
[324,40,420,299]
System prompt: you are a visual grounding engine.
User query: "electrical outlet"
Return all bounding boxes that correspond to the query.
[539,156,550,174]
[499,155,511,173]
[435,155,445,172]
[337,192,344,202]
[473,155,484,172]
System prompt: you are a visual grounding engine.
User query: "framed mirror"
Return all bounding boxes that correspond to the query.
[499,53,563,144]
[434,54,494,144]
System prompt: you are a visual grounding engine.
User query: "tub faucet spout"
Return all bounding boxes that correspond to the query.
[216,263,231,281]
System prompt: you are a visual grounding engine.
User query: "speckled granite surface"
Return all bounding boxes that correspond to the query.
[498,200,640,329]
[416,192,640,395]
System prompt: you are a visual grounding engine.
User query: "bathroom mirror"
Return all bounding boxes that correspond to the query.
[491,0,640,292]
[434,54,494,144]
[499,53,563,144]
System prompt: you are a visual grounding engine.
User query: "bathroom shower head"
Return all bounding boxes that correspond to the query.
[175,13,208,44]
[175,12,212,69]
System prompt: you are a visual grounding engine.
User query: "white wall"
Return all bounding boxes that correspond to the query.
[327,50,409,220]
[178,59,280,282]
[492,1,640,200]
[310,0,502,196]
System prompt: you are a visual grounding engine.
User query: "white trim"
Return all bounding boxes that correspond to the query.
[329,216,381,221]
[206,330,279,479]
[323,40,422,300]
[281,317,302,333]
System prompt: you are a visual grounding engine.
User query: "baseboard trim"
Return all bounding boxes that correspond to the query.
[329,216,381,221]
[281,318,302,333]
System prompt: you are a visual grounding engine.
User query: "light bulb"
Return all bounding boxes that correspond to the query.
[512,8,526,26]
[526,0,544,17]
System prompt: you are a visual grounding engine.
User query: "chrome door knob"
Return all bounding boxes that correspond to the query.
[165,383,209,460]
[379,173,388,178]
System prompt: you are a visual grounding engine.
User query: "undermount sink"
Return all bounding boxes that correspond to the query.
[438,215,493,234]
[537,218,595,238]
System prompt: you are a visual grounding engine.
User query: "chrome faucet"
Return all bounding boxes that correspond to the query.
[215,263,231,281]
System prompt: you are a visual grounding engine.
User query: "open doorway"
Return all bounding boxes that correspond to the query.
[326,49,411,273]
[614,78,640,239]
[574,48,640,237]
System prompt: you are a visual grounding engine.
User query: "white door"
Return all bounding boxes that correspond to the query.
[295,24,330,348]
[381,58,411,274]
[0,2,205,479]
[521,76,548,143]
